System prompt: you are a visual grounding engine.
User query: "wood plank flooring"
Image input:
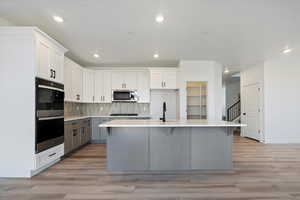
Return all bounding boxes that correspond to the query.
[1,136,300,200]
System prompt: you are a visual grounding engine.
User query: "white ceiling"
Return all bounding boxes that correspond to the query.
[1,0,300,69]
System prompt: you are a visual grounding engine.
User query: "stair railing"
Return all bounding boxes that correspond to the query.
[227,100,241,121]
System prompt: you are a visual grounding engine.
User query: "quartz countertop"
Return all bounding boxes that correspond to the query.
[98,120,246,128]
[64,115,151,122]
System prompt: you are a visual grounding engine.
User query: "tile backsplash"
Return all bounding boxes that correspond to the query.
[64,102,150,118]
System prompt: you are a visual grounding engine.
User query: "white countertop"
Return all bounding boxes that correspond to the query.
[64,115,151,122]
[98,120,246,128]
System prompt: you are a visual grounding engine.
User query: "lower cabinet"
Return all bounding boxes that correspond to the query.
[64,118,91,155]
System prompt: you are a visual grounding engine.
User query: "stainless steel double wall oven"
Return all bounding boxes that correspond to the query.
[35,78,64,153]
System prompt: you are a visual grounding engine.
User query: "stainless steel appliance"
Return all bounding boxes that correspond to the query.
[35,78,64,153]
[112,90,138,102]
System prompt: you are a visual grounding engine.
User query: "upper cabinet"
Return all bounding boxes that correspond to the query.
[111,71,137,90]
[150,69,177,89]
[94,71,112,103]
[64,57,83,102]
[137,71,150,103]
[82,69,95,103]
[36,34,66,84]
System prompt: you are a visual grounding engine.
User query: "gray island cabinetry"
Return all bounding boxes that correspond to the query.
[99,120,246,171]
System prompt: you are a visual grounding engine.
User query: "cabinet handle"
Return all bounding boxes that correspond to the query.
[93,96,95,102]
[164,82,166,87]
[161,82,164,88]
[103,96,105,101]
[124,83,126,88]
[48,153,56,157]
[53,70,56,79]
[50,69,53,78]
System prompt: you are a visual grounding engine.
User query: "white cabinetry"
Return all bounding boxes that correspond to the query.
[111,71,137,90]
[37,36,65,84]
[137,71,150,103]
[94,71,111,103]
[82,69,94,103]
[150,69,177,89]
[64,57,83,102]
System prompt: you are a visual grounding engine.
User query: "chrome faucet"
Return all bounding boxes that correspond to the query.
[160,102,167,122]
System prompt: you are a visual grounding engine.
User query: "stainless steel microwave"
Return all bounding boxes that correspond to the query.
[112,90,138,102]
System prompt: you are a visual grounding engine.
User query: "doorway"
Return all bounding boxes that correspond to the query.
[241,83,262,141]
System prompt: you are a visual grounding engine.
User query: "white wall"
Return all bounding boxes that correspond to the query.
[0,17,14,26]
[0,30,35,177]
[178,61,224,120]
[264,53,300,143]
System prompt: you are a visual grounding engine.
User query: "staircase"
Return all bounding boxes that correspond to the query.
[227,99,241,135]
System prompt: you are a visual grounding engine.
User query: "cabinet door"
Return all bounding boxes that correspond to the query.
[71,64,83,102]
[124,72,137,90]
[163,71,177,89]
[137,71,150,103]
[82,69,94,103]
[50,49,64,84]
[150,128,190,170]
[72,127,81,149]
[64,58,72,101]
[37,40,51,80]
[150,71,163,89]
[64,123,73,154]
[102,71,112,103]
[94,71,103,103]
[111,71,124,89]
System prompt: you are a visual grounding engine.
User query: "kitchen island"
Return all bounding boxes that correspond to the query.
[99,120,245,171]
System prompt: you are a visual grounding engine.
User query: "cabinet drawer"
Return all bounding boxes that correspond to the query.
[36,144,64,169]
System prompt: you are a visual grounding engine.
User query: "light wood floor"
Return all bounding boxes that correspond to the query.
[1,136,300,200]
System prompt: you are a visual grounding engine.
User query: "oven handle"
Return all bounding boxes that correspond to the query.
[38,116,64,121]
[38,85,64,93]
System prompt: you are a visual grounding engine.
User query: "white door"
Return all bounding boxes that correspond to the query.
[64,59,72,101]
[50,49,64,83]
[241,84,261,141]
[102,71,112,103]
[37,40,51,80]
[163,71,177,89]
[150,71,163,89]
[94,71,103,103]
[111,71,124,89]
[124,72,137,90]
[71,64,83,102]
[137,71,150,103]
[150,90,178,120]
[82,69,94,103]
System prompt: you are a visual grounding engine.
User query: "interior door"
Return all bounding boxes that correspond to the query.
[241,84,261,141]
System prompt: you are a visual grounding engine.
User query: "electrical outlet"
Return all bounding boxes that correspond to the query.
[100,106,103,111]
[76,106,79,111]
[144,106,146,111]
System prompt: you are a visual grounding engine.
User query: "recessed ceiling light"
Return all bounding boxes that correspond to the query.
[155,15,164,23]
[53,16,64,23]
[224,68,230,74]
[93,53,100,58]
[283,48,292,54]
[153,53,159,59]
